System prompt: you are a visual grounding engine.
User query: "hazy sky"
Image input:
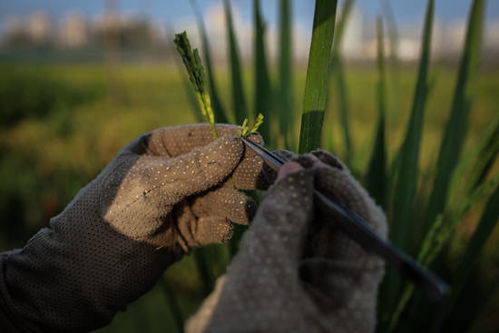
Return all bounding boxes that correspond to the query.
[1,0,498,31]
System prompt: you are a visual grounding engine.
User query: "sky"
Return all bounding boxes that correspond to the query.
[1,0,499,29]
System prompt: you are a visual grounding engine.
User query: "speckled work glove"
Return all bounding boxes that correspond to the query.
[0,124,265,332]
[187,151,387,333]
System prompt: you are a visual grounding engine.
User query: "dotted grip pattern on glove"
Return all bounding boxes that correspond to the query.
[187,151,388,333]
[0,124,265,332]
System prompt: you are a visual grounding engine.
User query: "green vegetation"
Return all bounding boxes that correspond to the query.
[0,61,497,332]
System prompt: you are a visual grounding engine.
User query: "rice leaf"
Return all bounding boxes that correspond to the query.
[379,0,402,121]
[253,0,273,144]
[381,2,434,324]
[452,113,499,200]
[174,31,218,138]
[465,115,499,191]
[387,173,498,331]
[223,0,248,125]
[331,0,355,165]
[298,0,338,154]
[384,0,433,304]
[333,0,354,49]
[424,0,485,233]
[431,184,499,332]
[391,0,433,249]
[278,0,294,148]
[334,59,352,164]
[190,0,229,124]
[365,17,387,208]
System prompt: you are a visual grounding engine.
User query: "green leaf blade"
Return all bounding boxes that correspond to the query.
[365,17,387,209]
[253,0,273,144]
[331,0,355,165]
[432,184,499,332]
[424,0,486,233]
[298,0,338,154]
[278,0,294,148]
[224,0,248,125]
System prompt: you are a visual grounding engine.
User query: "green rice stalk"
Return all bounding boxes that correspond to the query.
[182,77,204,123]
[192,249,215,297]
[431,184,499,332]
[167,27,203,123]
[278,0,294,148]
[160,277,184,333]
[365,17,387,209]
[388,283,415,333]
[253,0,273,144]
[174,32,218,138]
[223,0,248,125]
[190,0,229,124]
[424,0,485,233]
[298,0,338,154]
[241,113,265,137]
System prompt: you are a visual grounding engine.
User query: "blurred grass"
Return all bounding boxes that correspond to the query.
[0,61,498,332]
[365,17,387,209]
[381,1,434,326]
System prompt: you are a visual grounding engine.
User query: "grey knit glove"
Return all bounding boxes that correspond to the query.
[0,124,264,332]
[187,151,387,333]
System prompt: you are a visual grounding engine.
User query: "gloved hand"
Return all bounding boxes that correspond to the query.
[186,150,387,333]
[0,124,265,332]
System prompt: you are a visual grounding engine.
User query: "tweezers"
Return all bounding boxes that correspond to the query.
[241,137,449,302]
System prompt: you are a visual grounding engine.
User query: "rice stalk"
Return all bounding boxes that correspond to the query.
[190,0,229,124]
[174,31,218,138]
[160,277,184,333]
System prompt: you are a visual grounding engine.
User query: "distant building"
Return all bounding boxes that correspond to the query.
[60,12,88,48]
[4,16,24,38]
[342,5,364,60]
[433,19,467,60]
[27,11,53,45]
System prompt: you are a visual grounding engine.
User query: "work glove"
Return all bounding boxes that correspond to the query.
[0,124,265,332]
[186,151,387,333]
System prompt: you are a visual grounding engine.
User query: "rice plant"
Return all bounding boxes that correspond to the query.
[172,0,498,332]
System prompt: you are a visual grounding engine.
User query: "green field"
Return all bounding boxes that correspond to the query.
[0,62,498,332]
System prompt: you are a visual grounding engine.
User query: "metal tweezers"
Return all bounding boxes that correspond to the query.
[241,137,449,302]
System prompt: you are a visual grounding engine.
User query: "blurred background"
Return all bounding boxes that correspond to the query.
[0,0,498,332]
